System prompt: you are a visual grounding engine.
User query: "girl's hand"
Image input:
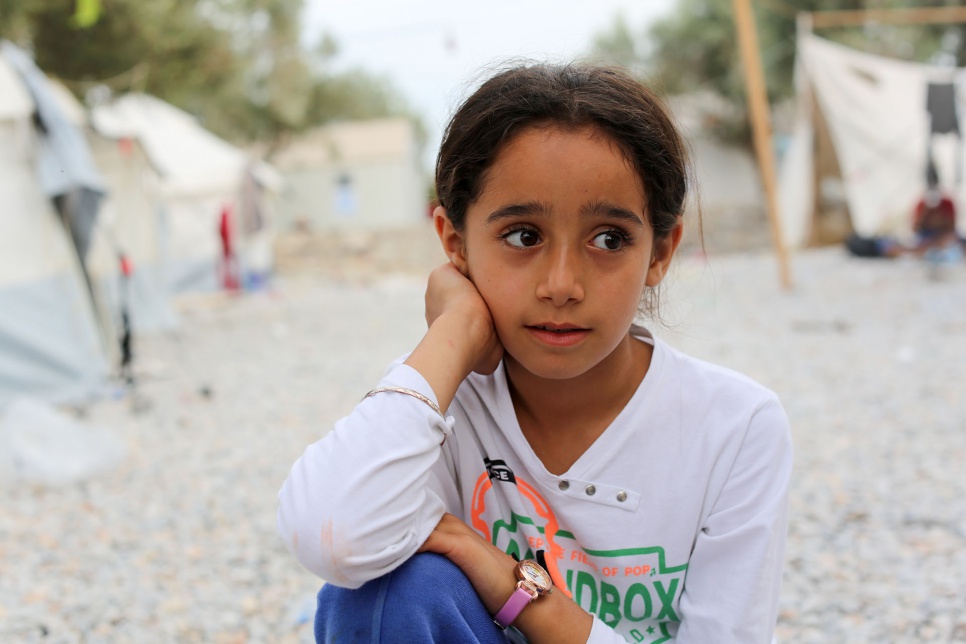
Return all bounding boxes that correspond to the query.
[418,512,518,614]
[419,513,594,644]
[403,263,503,413]
[425,262,504,376]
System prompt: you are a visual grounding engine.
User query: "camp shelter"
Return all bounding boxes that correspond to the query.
[780,33,966,247]
[272,117,426,231]
[90,94,281,294]
[38,80,180,333]
[84,127,180,331]
[0,43,113,408]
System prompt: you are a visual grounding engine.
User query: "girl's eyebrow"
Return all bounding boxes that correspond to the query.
[580,200,646,227]
[484,201,646,227]
[484,202,547,225]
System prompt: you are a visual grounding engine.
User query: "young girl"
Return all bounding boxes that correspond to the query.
[278,63,792,643]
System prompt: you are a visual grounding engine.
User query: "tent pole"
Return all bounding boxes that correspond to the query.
[732,0,793,289]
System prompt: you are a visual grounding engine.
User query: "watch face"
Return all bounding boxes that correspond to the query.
[518,560,552,591]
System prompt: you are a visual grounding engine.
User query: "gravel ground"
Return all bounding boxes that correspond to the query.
[1,224,965,643]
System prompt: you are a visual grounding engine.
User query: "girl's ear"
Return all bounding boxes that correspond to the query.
[645,221,684,287]
[434,206,469,273]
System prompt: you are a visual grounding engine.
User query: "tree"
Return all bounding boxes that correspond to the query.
[0,0,422,148]
[591,0,966,143]
[0,0,38,43]
[587,12,649,76]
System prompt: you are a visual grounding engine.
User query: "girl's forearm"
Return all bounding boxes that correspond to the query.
[419,513,599,644]
[513,588,596,644]
[277,364,454,586]
[404,310,488,413]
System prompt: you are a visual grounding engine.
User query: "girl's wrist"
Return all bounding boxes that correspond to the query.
[434,309,491,373]
[513,587,594,644]
[404,311,485,412]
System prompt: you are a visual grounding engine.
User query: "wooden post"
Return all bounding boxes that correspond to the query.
[809,6,966,29]
[797,13,821,248]
[732,0,792,289]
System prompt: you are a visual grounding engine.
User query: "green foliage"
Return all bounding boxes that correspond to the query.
[591,0,966,144]
[0,0,35,43]
[71,0,101,28]
[0,0,422,147]
[586,13,649,75]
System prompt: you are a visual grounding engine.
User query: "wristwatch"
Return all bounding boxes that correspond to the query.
[492,559,553,629]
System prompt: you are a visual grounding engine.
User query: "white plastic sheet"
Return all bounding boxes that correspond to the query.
[781,35,966,246]
[0,397,125,487]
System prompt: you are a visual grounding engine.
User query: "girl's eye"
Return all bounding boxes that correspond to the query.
[591,231,627,251]
[504,228,541,248]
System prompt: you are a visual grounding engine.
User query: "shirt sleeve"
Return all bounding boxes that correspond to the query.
[276,363,457,588]
[675,396,793,642]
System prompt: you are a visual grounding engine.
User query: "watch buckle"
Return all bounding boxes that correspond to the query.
[515,580,540,600]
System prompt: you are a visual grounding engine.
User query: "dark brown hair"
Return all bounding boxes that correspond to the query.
[435,63,691,244]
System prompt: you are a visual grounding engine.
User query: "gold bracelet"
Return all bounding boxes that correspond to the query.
[363,386,443,416]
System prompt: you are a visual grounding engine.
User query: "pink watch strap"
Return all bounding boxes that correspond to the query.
[493,586,534,629]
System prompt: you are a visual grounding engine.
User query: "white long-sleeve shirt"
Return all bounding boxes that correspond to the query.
[278,328,793,643]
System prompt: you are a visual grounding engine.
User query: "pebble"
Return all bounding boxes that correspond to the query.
[1,225,965,642]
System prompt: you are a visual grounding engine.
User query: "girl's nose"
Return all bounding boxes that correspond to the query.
[535,246,585,306]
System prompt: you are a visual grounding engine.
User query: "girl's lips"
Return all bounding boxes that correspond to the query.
[526,325,590,347]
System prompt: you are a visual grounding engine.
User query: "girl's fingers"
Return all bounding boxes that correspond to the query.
[425,263,480,324]
[424,263,505,374]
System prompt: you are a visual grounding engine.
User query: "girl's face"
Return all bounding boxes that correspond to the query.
[441,125,681,382]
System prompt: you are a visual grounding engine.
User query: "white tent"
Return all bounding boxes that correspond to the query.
[0,47,112,408]
[84,131,180,331]
[40,80,180,332]
[780,34,966,247]
[90,94,280,293]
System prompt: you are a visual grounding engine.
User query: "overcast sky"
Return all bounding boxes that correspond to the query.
[303,0,677,163]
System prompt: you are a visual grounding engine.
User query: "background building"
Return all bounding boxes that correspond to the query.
[272,117,427,232]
